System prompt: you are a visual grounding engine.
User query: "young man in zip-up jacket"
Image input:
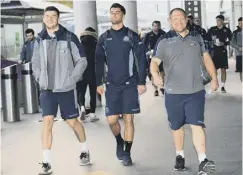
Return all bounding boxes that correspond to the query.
[32,6,90,174]
[95,3,147,166]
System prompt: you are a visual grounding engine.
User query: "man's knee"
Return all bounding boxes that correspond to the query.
[66,118,79,129]
[43,115,54,130]
[107,115,119,126]
[190,124,205,131]
[123,114,134,124]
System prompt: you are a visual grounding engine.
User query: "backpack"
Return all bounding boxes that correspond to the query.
[102,28,140,80]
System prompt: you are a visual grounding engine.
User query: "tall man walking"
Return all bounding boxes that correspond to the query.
[95,3,147,166]
[32,6,90,175]
[151,8,218,175]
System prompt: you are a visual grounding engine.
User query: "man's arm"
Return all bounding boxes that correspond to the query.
[95,35,106,86]
[225,28,233,45]
[230,31,241,50]
[134,34,147,85]
[197,34,217,81]
[70,33,87,83]
[31,40,41,82]
[20,44,26,63]
[142,32,150,52]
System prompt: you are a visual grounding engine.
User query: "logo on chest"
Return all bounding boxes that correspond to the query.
[123,36,130,42]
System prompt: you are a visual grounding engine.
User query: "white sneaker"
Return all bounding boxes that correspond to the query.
[89,113,99,122]
[79,151,91,166]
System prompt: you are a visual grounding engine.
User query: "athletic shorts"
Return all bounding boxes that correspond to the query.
[105,83,140,116]
[40,89,79,119]
[236,55,242,73]
[211,47,228,69]
[165,90,206,130]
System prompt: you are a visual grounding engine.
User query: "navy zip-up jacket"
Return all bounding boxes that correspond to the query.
[95,26,147,87]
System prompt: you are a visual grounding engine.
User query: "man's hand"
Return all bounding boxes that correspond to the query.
[152,73,163,88]
[18,60,23,64]
[137,85,146,95]
[97,85,105,95]
[239,47,242,51]
[211,79,219,91]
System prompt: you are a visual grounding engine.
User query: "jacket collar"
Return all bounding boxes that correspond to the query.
[38,24,67,40]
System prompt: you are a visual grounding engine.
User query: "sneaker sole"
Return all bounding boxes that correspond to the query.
[174,167,186,171]
[90,118,100,122]
[122,161,133,166]
[80,161,92,166]
[38,171,52,175]
[203,162,216,174]
[80,111,86,121]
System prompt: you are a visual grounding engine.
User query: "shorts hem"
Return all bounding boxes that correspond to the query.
[62,115,79,120]
[170,123,206,130]
[106,111,140,117]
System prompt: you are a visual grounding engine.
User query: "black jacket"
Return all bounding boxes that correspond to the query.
[80,31,97,82]
[143,29,166,51]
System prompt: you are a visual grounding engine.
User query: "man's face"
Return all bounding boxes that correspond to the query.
[152,23,160,32]
[170,10,187,33]
[238,21,242,29]
[26,32,34,41]
[43,11,59,29]
[110,8,123,25]
[194,19,200,26]
[216,18,224,27]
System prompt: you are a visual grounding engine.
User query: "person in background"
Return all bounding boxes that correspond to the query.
[20,29,36,64]
[206,15,232,93]
[77,27,99,122]
[231,17,242,81]
[187,15,206,39]
[143,21,166,96]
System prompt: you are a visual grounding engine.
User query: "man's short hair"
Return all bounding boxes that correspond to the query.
[25,29,34,35]
[187,15,194,20]
[85,27,96,32]
[152,21,161,26]
[110,3,126,15]
[169,8,186,17]
[238,17,242,22]
[216,15,225,21]
[44,6,60,17]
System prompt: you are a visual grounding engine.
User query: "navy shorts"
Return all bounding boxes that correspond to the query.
[165,90,206,130]
[40,90,79,119]
[105,83,140,116]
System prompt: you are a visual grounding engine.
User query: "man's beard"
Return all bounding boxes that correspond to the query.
[46,24,58,30]
[174,27,187,33]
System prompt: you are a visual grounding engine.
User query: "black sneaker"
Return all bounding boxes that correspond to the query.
[38,162,52,175]
[174,155,186,171]
[116,144,124,160]
[122,152,133,166]
[154,90,159,96]
[198,159,216,175]
[221,87,226,93]
[160,88,165,95]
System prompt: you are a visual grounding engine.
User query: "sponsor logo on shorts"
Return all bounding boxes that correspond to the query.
[198,120,204,124]
[105,107,109,114]
[132,108,140,112]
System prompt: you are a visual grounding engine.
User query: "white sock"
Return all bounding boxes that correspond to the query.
[43,149,51,164]
[81,106,85,112]
[176,150,185,158]
[198,153,207,163]
[81,141,88,152]
[221,82,225,87]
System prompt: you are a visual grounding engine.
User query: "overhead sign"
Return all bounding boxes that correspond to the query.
[185,0,202,22]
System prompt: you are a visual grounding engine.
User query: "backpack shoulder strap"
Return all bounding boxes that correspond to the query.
[66,31,74,65]
[127,28,134,48]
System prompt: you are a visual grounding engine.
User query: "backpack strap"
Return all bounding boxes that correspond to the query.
[102,30,110,64]
[66,31,74,65]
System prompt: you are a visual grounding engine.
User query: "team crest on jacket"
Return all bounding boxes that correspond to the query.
[123,36,130,42]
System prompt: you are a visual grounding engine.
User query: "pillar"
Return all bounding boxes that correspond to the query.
[118,1,138,33]
[73,1,98,36]
[201,0,207,30]
[232,1,242,29]
[73,1,101,107]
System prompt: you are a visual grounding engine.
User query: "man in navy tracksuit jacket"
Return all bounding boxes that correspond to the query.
[95,3,147,166]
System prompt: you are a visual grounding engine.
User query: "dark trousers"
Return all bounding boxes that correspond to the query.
[76,80,96,113]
